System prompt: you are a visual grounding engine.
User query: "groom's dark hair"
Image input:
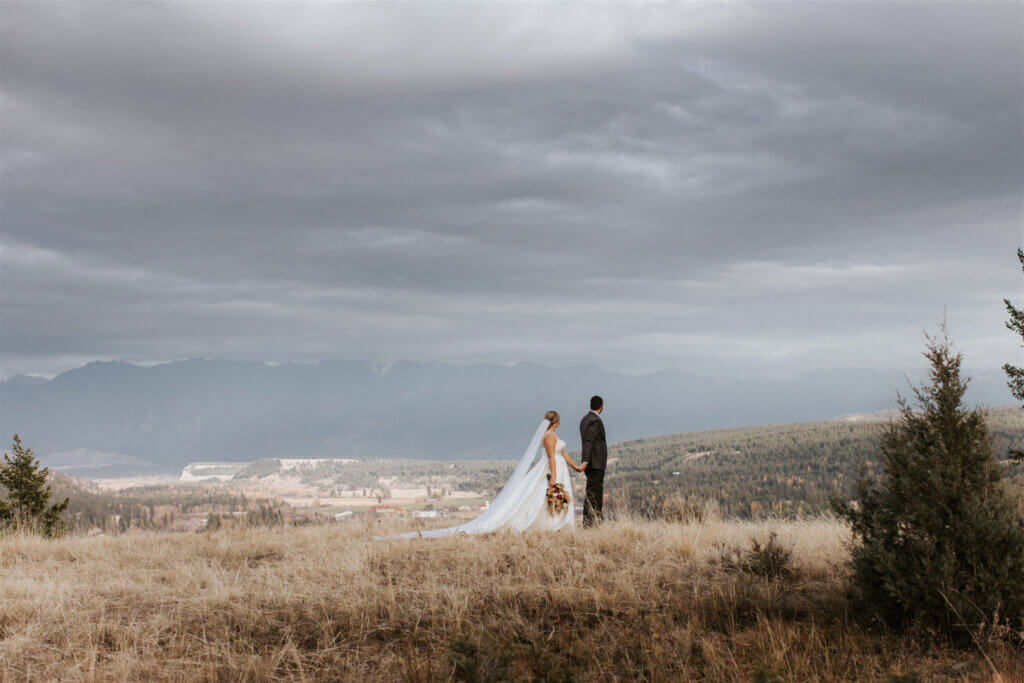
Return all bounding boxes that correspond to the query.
[590,395,603,411]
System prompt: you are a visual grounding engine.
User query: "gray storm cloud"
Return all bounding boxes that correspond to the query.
[1,1,1021,378]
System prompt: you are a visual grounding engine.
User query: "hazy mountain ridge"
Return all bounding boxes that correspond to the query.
[1,358,1015,472]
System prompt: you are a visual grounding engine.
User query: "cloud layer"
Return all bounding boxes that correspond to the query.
[2,2,1021,378]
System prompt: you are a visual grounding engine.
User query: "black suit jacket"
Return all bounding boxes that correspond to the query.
[579,411,608,470]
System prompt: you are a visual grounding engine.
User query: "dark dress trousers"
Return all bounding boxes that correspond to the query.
[579,411,608,526]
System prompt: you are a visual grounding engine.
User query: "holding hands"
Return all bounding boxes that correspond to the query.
[544,415,588,477]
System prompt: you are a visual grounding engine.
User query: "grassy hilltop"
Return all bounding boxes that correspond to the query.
[2,517,1022,681]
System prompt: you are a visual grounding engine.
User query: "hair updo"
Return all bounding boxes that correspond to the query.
[544,410,560,426]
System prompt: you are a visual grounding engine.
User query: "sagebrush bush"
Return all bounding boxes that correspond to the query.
[834,329,1024,639]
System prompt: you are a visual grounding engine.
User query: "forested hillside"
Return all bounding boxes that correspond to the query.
[606,405,1024,517]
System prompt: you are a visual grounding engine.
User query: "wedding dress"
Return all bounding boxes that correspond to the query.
[381,419,574,539]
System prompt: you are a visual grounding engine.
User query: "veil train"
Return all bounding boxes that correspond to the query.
[377,419,551,539]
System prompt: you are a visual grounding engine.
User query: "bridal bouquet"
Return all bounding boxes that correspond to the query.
[545,483,569,516]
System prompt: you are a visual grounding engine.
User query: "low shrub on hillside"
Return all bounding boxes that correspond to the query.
[743,532,795,581]
[719,532,796,583]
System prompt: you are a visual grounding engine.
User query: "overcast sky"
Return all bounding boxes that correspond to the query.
[1,2,1022,379]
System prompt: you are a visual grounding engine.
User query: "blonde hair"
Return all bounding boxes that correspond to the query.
[544,410,560,427]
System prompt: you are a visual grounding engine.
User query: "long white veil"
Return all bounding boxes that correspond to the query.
[379,419,550,539]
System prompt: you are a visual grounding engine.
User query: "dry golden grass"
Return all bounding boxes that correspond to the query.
[1,516,1021,681]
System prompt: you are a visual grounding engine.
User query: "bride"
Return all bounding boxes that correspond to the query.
[383,411,585,539]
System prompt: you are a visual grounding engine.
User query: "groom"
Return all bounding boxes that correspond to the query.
[579,395,608,527]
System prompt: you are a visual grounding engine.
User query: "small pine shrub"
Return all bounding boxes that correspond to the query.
[718,532,796,582]
[833,328,1024,639]
[742,532,795,581]
[0,434,69,537]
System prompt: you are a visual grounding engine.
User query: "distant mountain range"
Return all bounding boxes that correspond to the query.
[0,359,1016,474]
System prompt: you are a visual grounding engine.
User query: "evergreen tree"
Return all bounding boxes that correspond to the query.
[1004,247,1024,460]
[833,328,1024,639]
[0,434,70,536]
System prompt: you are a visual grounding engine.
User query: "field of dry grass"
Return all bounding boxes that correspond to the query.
[1,516,1021,681]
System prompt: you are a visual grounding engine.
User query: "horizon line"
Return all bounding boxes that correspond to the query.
[2,355,1010,384]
